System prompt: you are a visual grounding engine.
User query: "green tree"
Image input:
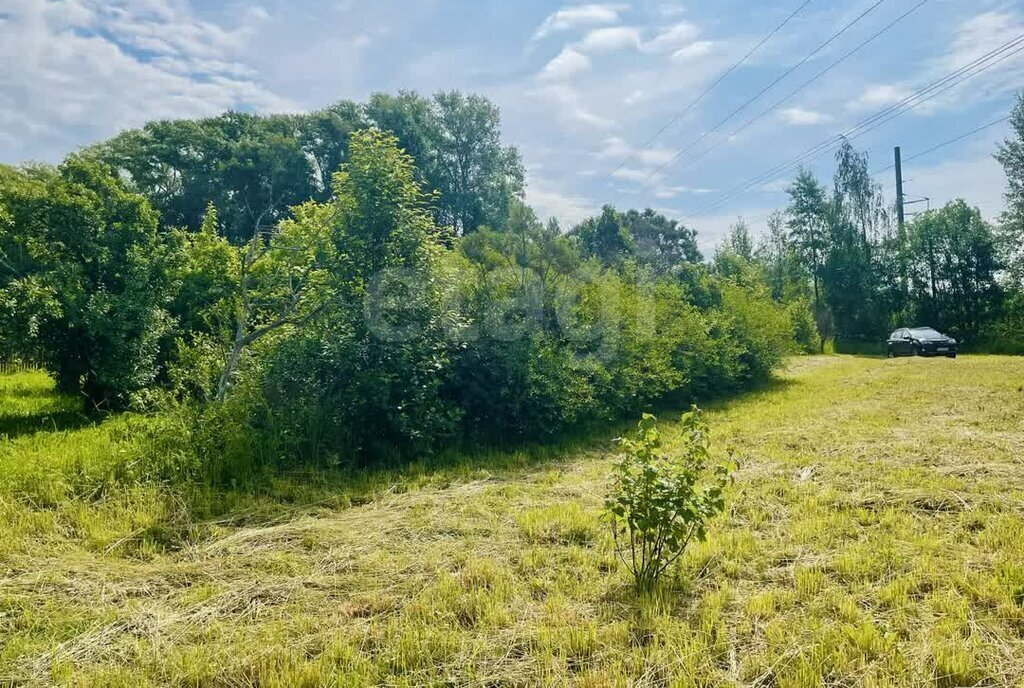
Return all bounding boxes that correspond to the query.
[366,91,525,234]
[786,169,829,312]
[90,106,367,242]
[571,205,635,267]
[826,141,888,339]
[996,93,1024,289]
[620,208,702,272]
[907,200,1002,339]
[726,219,754,260]
[214,198,338,401]
[163,204,240,401]
[0,158,169,407]
[259,129,462,462]
[755,211,809,302]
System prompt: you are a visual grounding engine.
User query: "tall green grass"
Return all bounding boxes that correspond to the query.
[4,356,1024,685]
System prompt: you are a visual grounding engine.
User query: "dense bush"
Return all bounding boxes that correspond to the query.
[1,97,819,483]
[0,158,170,408]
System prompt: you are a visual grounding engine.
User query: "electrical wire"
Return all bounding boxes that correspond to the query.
[605,0,817,180]
[644,0,892,182]
[667,0,929,179]
[872,115,1011,174]
[686,34,1024,216]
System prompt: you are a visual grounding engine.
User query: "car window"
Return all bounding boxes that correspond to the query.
[890,330,901,339]
[910,328,942,338]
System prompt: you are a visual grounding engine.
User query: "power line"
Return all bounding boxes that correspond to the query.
[872,115,1011,174]
[693,35,1024,214]
[644,0,892,182]
[606,0,816,180]
[686,34,1024,216]
[704,36,1024,213]
[667,0,929,179]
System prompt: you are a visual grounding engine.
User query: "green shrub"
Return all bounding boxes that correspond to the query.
[449,331,596,442]
[717,282,796,383]
[0,158,171,408]
[605,409,734,591]
[979,292,1024,354]
[788,299,821,354]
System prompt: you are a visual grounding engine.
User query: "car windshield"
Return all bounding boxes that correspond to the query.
[911,328,943,338]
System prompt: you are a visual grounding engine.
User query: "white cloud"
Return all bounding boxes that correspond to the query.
[637,147,677,166]
[611,167,656,183]
[944,11,1022,72]
[850,11,1024,116]
[598,135,675,170]
[657,4,687,19]
[930,11,1024,108]
[532,3,627,41]
[778,107,831,126]
[653,185,715,199]
[852,84,912,109]
[530,84,614,129]
[598,136,632,159]
[641,21,700,54]
[0,0,291,163]
[538,47,592,81]
[526,178,598,227]
[671,40,714,62]
[623,89,647,106]
[598,136,676,169]
[578,26,641,53]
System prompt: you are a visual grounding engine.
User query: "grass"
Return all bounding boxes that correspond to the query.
[1,356,1023,686]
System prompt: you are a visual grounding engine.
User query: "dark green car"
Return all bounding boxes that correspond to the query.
[887,327,957,358]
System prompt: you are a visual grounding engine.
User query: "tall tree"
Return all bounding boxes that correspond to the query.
[826,141,888,338]
[726,219,754,260]
[431,91,524,234]
[571,205,635,267]
[620,208,702,272]
[996,93,1024,289]
[0,158,169,407]
[786,169,829,312]
[907,200,1002,339]
[91,107,366,242]
[366,91,525,235]
[755,211,810,303]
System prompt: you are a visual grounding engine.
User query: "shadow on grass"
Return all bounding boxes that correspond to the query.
[0,409,95,439]
[2,367,805,558]
[173,373,803,536]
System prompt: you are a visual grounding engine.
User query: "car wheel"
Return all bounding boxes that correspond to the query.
[948,353,957,359]
[886,348,894,358]
[911,345,920,357]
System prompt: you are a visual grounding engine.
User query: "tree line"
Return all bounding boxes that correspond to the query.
[774,101,1024,351]
[1,90,1021,476]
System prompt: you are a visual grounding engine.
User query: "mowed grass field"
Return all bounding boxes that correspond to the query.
[2,356,1023,687]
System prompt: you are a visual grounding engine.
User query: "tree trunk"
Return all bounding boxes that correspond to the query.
[216,317,247,402]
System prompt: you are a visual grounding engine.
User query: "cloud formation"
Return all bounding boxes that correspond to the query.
[578,26,641,53]
[0,0,290,162]
[778,107,831,125]
[538,47,592,81]
[532,3,627,41]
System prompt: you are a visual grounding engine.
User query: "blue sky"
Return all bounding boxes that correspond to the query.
[1,0,1021,251]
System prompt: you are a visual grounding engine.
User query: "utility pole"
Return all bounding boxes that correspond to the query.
[894,146,905,235]
[894,146,908,296]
